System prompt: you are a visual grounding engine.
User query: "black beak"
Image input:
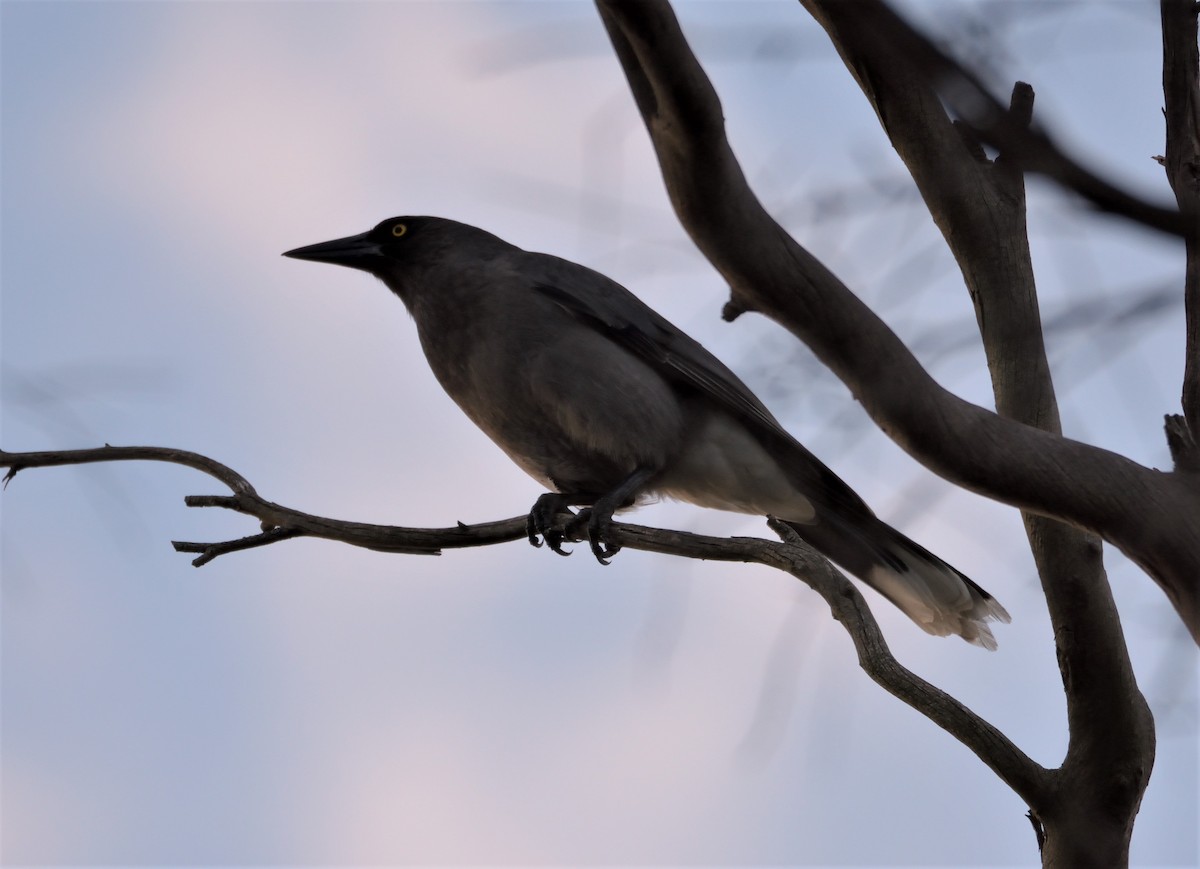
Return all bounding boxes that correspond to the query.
[283,230,381,270]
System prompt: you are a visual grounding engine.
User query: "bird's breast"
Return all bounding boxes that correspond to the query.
[411,290,685,495]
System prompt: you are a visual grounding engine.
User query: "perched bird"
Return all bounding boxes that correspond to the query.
[284,216,1010,648]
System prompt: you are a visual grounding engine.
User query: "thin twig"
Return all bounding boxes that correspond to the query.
[0,445,526,561]
[173,527,307,567]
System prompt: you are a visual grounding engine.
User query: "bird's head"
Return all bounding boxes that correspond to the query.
[284,216,513,298]
[284,216,429,272]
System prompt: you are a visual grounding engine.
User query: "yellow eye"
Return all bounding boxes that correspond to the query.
[392,223,408,237]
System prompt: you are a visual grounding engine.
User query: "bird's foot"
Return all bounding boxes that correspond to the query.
[528,473,646,565]
[527,493,575,556]
[576,505,621,565]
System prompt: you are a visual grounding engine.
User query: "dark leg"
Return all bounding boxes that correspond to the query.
[582,466,657,564]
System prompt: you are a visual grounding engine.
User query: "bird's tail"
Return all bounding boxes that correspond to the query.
[783,516,1010,650]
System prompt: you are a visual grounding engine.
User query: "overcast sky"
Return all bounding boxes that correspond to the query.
[2,1,1195,866]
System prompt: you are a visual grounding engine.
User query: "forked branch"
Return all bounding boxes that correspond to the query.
[794,2,1154,860]
[595,0,1200,643]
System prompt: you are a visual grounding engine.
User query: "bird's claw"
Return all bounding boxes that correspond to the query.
[589,537,620,565]
[527,494,574,556]
[578,507,621,565]
[526,495,621,564]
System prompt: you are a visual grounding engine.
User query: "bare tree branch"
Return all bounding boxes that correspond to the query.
[594,0,1200,644]
[0,445,527,562]
[1161,0,1200,456]
[791,3,1155,861]
[806,0,1185,238]
[173,526,308,567]
[0,443,1050,808]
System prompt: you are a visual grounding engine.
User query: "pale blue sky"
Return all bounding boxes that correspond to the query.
[2,1,1195,866]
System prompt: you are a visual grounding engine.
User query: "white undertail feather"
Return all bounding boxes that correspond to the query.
[867,561,1011,650]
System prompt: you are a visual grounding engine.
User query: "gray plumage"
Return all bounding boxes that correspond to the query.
[284,216,1010,648]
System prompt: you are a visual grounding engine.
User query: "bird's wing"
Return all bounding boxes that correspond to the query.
[529,254,875,519]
